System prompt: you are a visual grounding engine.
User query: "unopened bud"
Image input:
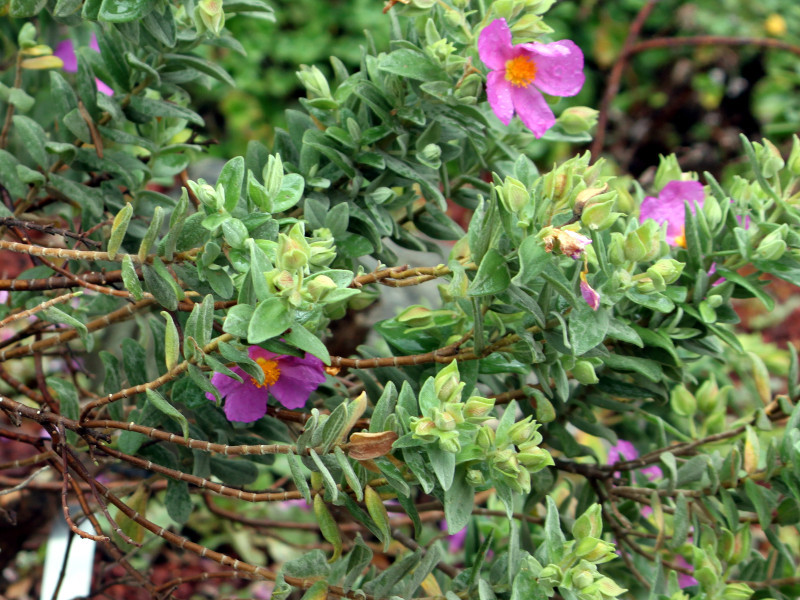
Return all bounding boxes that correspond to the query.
[434,361,463,404]
[296,65,332,100]
[721,583,755,600]
[307,275,337,301]
[501,177,530,213]
[516,445,553,471]
[671,384,697,417]
[647,258,684,285]
[558,106,599,135]
[438,431,461,453]
[572,360,599,385]
[653,154,682,193]
[464,395,495,421]
[466,468,485,486]
[411,417,438,441]
[573,503,603,539]
[197,0,225,35]
[755,226,788,261]
[754,139,785,179]
[788,135,800,176]
[695,377,719,414]
[581,196,619,231]
[397,305,434,327]
[492,448,520,477]
[508,416,537,445]
[509,13,554,39]
[477,425,495,450]
[608,232,627,266]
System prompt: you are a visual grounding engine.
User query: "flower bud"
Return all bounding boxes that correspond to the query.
[624,230,648,262]
[695,376,719,414]
[492,448,520,477]
[464,395,495,421]
[581,196,619,231]
[706,293,724,308]
[466,468,485,486]
[572,567,595,589]
[18,23,38,49]
[703,194,722,228]
[477,425,495,450]
[418,143,441,168]
[670,384,697,417]
[296,65,332,100]
[558,106,599,135]
[788,135,800,176]
[397,305,434,327]
[647,258,684,285]
[755,226,788,261]
[277,234,309,271]
[572,503,603,539]
[197,0,225,35]
[574,537,617,563]
[263,154,284,199]
[454,73,482,100]
[722,583,755,600]
[501,177,530,213]
[433,408,457,432]
[508,416,537,445]
[754,139,785,179]
[307,275,337,301]
[514,467,531,493]
[509,13,554,40]
[411,417,438,441]
[635,276,658,294]
[538,564,563,587]
[438,431,461,453]
[516,445,553,471]
[609,268,632,291]
[572,360,599,385]
[434,361,463,404]
[607,232,627,266]
[654,154,682,193]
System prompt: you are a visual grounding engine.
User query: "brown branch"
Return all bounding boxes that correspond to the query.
[590,0,660,161]
[629,35,800,59]
[0,217,101,247]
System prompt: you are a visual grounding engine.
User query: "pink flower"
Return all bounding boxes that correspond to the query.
[543,228,592,260]
[206,346,326,422]
[674,555,698,588]
[477,18,585,137]
[639,181,705,248]
[580,271,600,310]
[608,440,662,481]
[440,520,467,553]
[54,35,114,96]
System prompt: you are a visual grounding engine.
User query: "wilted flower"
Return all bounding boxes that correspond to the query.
[477,18,584,137]
[206,346,326,421]
[54,35,113,96]
[580,271,600,311]
[543,228,592,259]
[639,181,705,248]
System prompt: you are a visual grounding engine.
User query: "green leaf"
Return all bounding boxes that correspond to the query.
[146,389,189,438]
[0,150,29,199]
[744,477,772,529]
[12,115,48,167]
[98,0,152,22]
[108,202,133,260]
[427,445,455,491]
[43,305,93,352]
[9,0,47,17]
[602,353,662,383]
[308,448,339,502]
[569,305,608,355]
[284,324,330,365]
[444,466,475,533]
[138,205,164,261]
[468,249,510,297]
[122,338,148,386]
[223,304,254,339]
[378,48,446,81]
[121,254,143,300]
[209,456,258,486]
[165,479,192,524]
[543,495,566,563]
[248,297,289,343]
[164,53,235,87]
[47,376,79,444]
[287,452,312,504]
[142,261,178,311]
[126,96,204,126]
[512,236,549,286]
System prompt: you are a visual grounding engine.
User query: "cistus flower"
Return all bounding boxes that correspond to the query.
[543,227,592,259]
[580,271,600,310]
[54,35,113,96]
[608,440,662,481]
[477,18,585,137]
[639,181,705,247]
[206,346,326,422]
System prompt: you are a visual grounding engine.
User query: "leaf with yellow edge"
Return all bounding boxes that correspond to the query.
[21,56,64,70]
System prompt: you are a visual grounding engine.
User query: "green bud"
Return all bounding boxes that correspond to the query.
[647,258,685,285]
[754,139,785,179]
[588,576,627,598]
[411,417,438,441]
[509,13,554,40]
[501,176,530,213]
[464,395,495,421]
[538,564,563,587]
[572,567,595,589]
[722,583,755,600]
[263,153,284,199]
[572,360,599,385]
[397,305,434,327]
[670,384,697,417]
[277,235,309,271]
[443,9,464,28]
[624,229,648,262]
[296,65,332,100]
[704,409,726,434]
[610,268,632,291]
[307,275,337,301]
[492,448,520,477]
[730,524,751,564]
[426,38,455,63]
[434,361,464,404]
[788,135,800,176]
[466,468,485,486]
[508,416,537,445]
[514,467,531,494]
[706,293,724,308]
[454,72,482,100]
[635,276,658,294]
[418,143,441,168]
[197,0,225,35]
[580,197,619,231]
[574,537,617,564]
[703,194,722,228]
[516,445,553,471]
[693,566,718,590]
[718,528,735,563]
[558,106,599,135]
[607,232,627,266]
[572,503,603,539]
[433,408,457,432]
[695,376,719,414]
[477,425,495,450]
[638,221,663,261]
[755,225,788,261]
[653,154,682,192]
[438,431,461,453]
[18,23,37,49]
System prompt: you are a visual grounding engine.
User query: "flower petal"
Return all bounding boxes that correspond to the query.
[523,40,585,97]
[486,70,515,125]
[659,180,705,212]
[96,79,114,96]
[54,40,78,73]
[478,18,514,70]
[511,85,554,137]
[224,387,269,422]
[270,354,326,409]
[640,180,704,244]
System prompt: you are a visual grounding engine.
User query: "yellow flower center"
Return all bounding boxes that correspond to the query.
[505,55,537,88]
[252,357,281,388]
[674,226,687,249]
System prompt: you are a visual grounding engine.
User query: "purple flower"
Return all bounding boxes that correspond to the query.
[608,440,662,481]
[206,346,326,422]
[580,271,600,310]
[440,520,467,553]
[54,35,114,96]
[675,555,699,588]
[639,181,705,248]
[477,18,585,137]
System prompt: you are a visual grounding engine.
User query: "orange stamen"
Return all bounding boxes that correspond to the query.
[674,226,687,249]
[252,357,281,388]
[505,55,537,88]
